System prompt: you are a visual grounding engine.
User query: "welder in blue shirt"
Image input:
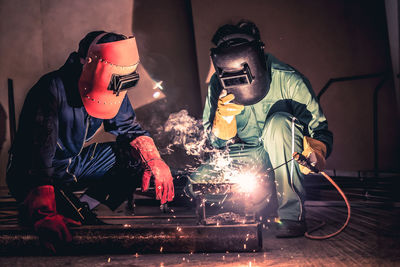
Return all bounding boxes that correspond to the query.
[6,31,174,251]
[189,21,333,238]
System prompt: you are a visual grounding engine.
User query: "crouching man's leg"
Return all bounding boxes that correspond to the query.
[79,135,175,214]
[37,141,143,225]
[262,112,307,237]
[77,142,143,212]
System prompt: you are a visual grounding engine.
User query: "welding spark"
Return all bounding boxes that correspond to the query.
[153,81,164,90]
[153,91,161,99]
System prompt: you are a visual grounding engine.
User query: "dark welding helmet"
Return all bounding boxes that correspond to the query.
[210,33,268,105]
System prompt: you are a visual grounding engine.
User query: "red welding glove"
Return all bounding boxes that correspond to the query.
[23,185,81,253]
[130,136,174,204]
[299,136,327,175]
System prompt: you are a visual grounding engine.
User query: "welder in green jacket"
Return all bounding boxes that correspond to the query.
[189,21,333,238]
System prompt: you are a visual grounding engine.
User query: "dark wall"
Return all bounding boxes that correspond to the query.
[132,0,202,118]
[132,0,203,169]
[190,0,400,172]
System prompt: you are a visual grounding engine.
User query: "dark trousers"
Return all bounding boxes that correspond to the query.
[8,142,143,211]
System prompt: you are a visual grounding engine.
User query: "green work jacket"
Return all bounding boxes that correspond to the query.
[203,53,333,157]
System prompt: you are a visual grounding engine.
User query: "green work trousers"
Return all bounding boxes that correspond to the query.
[188,112,306,221]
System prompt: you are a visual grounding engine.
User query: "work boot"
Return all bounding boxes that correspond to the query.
[77,202,107,225]
[275,219,306,238]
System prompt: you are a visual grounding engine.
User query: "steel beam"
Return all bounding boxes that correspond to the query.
[0,223,262,255]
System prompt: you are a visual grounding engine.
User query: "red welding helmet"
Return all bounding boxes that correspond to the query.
[78,33,140,119]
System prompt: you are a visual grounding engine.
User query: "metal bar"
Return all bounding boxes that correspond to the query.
[202,197,206,223]
[0,223,262,255]
[317,72,386,101]
[195,196,204,224]
[316,72,389,174]
[266,158,293,173]
[373,78,388,177]
[97,215,196,219]
[7,78,16,144]
[184,0,203,117]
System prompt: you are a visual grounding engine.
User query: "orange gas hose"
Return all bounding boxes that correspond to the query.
[305,171,351,239]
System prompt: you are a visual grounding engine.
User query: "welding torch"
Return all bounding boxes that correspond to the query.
[266,152,320,174]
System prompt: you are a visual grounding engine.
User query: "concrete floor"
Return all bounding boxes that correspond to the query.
[1,201,399,266]
[1,173,400,266]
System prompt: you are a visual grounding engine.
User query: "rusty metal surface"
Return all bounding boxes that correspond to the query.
[0,203,400,266]
[0,223,262,255]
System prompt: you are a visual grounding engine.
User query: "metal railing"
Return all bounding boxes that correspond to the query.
[317,71,390,175]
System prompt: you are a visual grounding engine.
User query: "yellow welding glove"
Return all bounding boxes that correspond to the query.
[299,136,327,175]
[212,91,244,140]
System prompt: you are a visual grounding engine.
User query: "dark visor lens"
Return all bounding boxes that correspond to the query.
[108,72,140,96]
[219,63,253,88]
[221,75,250,87]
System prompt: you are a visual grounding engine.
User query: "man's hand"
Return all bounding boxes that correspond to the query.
[34,214,81,253]
[23,185,81,253]
[130,136,175,204]
[299,136,327,175]
[143,159,174,204]
[212,90,244,140]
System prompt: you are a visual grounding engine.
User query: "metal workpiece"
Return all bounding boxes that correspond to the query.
[192,183,257,225]
[0,223,262,255]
